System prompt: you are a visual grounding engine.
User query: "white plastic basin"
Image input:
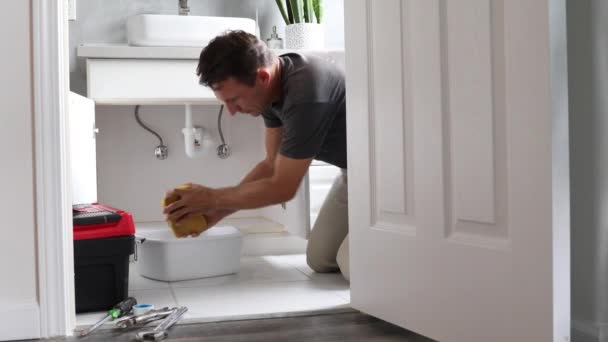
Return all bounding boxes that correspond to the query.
[127,14,257,47]
[135,226,243,281]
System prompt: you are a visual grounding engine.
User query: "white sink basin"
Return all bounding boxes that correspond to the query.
[127,14,256,47]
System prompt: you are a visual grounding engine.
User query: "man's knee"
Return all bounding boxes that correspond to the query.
[306,248,339,273]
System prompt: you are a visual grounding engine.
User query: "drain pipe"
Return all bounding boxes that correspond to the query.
[178,0,190,16]
[182,104,212,158]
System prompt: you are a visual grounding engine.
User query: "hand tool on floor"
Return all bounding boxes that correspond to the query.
[132,304,155,316]
[116,307,175,329]
[135,306,188,341]
[78,297,137,337]
[114,304,157,327]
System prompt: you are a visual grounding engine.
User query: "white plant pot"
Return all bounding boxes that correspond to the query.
[285,23,325,50]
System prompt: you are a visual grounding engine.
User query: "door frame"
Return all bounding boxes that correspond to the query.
[33,0,76,338]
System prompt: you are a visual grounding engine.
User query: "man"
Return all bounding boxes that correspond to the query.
[163,30,349,281]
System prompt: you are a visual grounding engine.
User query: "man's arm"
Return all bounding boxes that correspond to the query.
[164,127,312,221]
[212,153,312,210]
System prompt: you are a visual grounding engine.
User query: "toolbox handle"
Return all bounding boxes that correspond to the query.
[134,238,146,261]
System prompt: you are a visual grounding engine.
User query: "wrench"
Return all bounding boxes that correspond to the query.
[134,306,188,341]
[116,307,174,329]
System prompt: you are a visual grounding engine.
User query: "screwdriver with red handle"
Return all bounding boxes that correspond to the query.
[78,297,137,337]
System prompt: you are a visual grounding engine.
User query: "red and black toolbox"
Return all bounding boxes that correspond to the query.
[73,203,135,313]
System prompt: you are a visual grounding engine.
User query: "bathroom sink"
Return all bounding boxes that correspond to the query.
[127,14,256,47]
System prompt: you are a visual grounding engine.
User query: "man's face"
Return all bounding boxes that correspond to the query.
[212,76,267,117]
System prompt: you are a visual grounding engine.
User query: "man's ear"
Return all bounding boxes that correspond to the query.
[256,67,271,85]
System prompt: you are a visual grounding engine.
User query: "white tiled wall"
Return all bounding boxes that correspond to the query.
[95,104,267,222]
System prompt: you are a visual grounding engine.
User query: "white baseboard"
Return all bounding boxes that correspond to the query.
[0,301,40,341]
[242,232,307,256]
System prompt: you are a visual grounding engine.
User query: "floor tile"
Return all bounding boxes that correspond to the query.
[169,256,308,288]
[129,262,170,290]
[307,273,351,301]
[172,281,350,321]
[264,254,351,301]
[127,288,177,311]
[79,255,351,327]
[263,254,310,273]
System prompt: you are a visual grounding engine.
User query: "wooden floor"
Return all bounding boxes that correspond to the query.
[42,312,435,341]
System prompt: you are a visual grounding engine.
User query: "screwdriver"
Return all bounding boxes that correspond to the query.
[78,297,137,337]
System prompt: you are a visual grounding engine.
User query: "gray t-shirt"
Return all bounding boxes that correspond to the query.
[261,53,347,169]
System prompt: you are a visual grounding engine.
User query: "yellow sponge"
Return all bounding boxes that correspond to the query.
[162,184,208,238]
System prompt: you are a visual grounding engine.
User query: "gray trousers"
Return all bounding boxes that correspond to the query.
[306,169,350,281]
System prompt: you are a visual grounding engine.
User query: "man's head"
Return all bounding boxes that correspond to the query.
[196,30,278,116]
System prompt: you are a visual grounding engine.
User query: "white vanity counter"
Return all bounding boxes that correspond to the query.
[76,44,344,105]
[77,44,344,60]
[78,44,205,60]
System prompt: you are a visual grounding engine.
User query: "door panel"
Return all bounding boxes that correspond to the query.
[444,1,509,243]
[345,1,570,341]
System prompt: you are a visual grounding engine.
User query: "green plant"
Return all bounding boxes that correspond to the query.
[276,0,323,24]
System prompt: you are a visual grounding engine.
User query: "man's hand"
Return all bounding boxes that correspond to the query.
[186,209,230,237]
[204,209,231,229]
[163,183,217,224]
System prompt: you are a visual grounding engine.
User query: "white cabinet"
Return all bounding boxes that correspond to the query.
[78,45,345,106]
[86,59,218,105]
[68,92,97,205]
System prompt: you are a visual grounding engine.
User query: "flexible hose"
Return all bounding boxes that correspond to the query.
[217,105,226,144]
[134,105,164,145]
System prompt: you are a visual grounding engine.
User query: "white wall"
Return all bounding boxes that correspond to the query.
[567,1,608,341]
[95,105,266,221]
[0,0,40,340]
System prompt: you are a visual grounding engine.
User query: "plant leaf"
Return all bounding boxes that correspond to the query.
[304,0,313,23]
[289,0,303,24]
[286,0,294,24]
[275,0,290,25]
[313,0,323,24]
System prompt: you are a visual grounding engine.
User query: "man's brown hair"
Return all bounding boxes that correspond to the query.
[196,30,275,89]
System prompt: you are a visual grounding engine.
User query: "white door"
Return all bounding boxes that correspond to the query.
[345,1,571,342]
[68,92,98,204]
